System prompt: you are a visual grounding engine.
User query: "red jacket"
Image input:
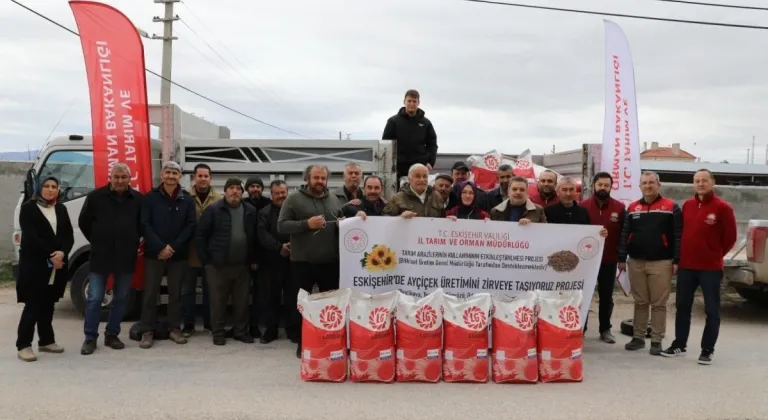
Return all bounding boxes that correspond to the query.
[679,193,737,271]
[580,196,626,265]
[446,206,489,220]
[530,193,558,208]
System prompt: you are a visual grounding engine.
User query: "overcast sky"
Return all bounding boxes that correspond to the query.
[1,0,767,164]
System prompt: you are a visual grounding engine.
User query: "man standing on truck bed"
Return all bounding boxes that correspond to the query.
[580,171,626,344]
[78,163,142,355]
[662,169,737,365]
[382,89,438,187]
[139,161,197,349]
[618,171,682,356]
[182,163,219,337]
[278,164,344,358]
[196,178,259,346]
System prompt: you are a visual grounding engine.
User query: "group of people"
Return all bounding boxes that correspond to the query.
[14,89,737,367]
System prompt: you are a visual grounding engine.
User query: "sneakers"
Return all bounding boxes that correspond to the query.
[624,338,646,351]
[104,334,125,350]
[600,331,616,344]
[168,330,188,344]
[81,339,97,355]
[38,343,65,354]
[181,324,196,338]
[17,347,37,362]
[649,342,662,356]
[661,343,687,358]
[698,350,714,365]
[140,332,154,349]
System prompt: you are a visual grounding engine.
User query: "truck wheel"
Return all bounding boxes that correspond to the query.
[619,318,653,338]
[733,287,768,306]
[69,262,137,321]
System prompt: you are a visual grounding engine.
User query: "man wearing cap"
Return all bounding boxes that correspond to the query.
[139,160,197,349]
[447,161,488,211]
[433,173,453,208]
[196,178,259,345]
[244,176,270,211]
[382,89,438,188]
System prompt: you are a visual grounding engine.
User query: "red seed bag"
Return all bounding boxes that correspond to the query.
[298,289,351,382]
[395,290,444,383]
[536,291,584,383]
[442,293,492,383]
[348,290,397,383]
[491,292,538,384]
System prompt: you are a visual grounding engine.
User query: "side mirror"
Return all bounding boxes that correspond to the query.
[23,168,36,201]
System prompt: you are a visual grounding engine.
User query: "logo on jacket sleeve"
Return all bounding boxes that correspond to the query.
[610,212,619,222]
[705,213,717,225]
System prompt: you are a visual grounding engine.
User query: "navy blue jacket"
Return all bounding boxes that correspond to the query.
[141,185,197,260]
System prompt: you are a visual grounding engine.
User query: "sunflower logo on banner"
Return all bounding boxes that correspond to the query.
[360,244,397,272]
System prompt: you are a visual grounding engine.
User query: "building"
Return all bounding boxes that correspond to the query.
[640,142,696,162]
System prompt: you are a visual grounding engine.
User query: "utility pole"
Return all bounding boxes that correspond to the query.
[152,0,179,105]
[751,135,756,164]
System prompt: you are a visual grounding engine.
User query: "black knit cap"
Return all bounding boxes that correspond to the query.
[224,177,243,191]
[245,176,264,189]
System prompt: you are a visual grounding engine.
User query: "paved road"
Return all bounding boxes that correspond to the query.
[0,288,766,420]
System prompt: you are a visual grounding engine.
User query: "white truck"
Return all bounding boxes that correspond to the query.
[722,220,768,305]
[11,103,396,319]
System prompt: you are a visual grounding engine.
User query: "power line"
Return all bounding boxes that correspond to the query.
[462,0,768,30]
[9,0,313,138]
[653,0,768,11]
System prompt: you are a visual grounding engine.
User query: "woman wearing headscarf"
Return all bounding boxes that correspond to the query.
[16,176,74,362]
[446,180,490,221]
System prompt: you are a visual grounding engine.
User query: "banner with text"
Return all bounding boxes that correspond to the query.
[70,1,153,193]
[339,217,605,327]
[602,19,641,294]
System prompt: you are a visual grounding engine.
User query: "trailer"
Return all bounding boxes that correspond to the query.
[10,104,396,319]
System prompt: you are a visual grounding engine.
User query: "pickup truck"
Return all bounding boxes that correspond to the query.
[724,219,768,305]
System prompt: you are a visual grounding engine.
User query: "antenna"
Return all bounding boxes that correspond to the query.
[42,98,76,152]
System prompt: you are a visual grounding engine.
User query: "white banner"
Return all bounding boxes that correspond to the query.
[603,20,641,295]
[339,217,605,327]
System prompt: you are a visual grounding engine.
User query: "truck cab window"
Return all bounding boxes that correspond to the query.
[38,150,95,203]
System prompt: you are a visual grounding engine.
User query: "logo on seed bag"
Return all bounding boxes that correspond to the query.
[296,304,304,315]
[515,159,531,169]
[483,155,500,170]
[515,306,535,330]
[344,228,368,253]
[319,305,343,329]
[359,244,397,272]
[368,306,389,331]
[415,305,438,329]
[559,305,580,329]
[462,306,487,331]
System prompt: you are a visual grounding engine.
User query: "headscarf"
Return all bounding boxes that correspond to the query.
[35,176,60,208]
[455,180,480,219]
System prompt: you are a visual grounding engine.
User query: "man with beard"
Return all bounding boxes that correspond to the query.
[446,161,488,211]
[196,178,259,345]
[531,170,559,208]
[580,172,626,344]
[489,176,546,224]
[382,164,445,219]
[244,177,270,211]
[382,89,438,186]
[278,165,344,358]
[182,163,219,337]
[486,164,514,209]
[78,163,142,355]
[343,175,388,218]
[433,174,453,209]
[139,161,197,349]
[333,162,364,204]
[257,180,296,344]
[618,171,681,356]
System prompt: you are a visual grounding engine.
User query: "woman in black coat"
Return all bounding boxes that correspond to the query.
[16,176,74,362]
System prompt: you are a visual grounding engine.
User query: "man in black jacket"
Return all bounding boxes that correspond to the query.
[244,176,271,211]
[139,161,197,349]
[256,180,294,344]
[545,176,593,226]
[197,178,259,345]
[342,175,387,218]
[382,89,438,185]
[78,163,142,355]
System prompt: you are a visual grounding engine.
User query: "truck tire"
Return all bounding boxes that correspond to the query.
[70,262,137,321]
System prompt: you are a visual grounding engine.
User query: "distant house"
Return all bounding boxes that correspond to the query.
[640,142,696,162]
